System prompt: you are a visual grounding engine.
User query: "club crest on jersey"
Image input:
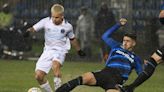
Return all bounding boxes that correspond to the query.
[61,29,65,33]
[47,28,51,31]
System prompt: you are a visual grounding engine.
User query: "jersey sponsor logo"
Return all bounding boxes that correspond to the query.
[116,50,134,63]
[61,29,65,34]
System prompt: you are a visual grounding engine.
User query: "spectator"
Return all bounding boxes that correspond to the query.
[95,2,116,62]
[75,6,95,58]
[0,3,13,29]
[0,3,13,58]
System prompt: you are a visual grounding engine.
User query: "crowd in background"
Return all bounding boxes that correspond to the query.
[0,0,117,61]
[0,0,163,61]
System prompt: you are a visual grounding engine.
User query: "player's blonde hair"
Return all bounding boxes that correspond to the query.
[51,4,64,14]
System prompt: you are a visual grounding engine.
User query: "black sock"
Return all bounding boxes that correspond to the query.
[129,58,157,89]
[67,76,83,90]
[56,76,83,92]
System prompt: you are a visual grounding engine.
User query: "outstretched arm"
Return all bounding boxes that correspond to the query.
[68,24,86,57]
[26,18,46,33]
[26,27,36,32]
[102,18,127,49]
[23,27,36,37]
[70,38,86,57]
[70,38,81,51]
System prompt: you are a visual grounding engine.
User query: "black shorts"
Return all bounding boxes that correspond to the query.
[92,67,125,91]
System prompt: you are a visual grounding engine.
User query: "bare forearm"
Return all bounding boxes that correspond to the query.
[27,27,36,32]
[70,38,81,51]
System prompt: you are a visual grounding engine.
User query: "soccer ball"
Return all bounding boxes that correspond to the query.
[28,87,42,92]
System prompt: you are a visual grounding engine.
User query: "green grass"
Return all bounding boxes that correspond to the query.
[0,59,164,92]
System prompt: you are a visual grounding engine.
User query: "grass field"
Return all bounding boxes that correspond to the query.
[0,59,164,92]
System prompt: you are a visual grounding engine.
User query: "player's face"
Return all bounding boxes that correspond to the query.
[159,10,164,18]
[122,36,136,51]
[51,12,64,25]
[159,10,164,24]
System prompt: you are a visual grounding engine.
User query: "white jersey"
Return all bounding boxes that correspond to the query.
[33,17,75,52]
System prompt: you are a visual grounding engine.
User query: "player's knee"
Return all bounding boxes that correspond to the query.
[35,73,44,81]
[35,75,43,81]
[82,72,96,85]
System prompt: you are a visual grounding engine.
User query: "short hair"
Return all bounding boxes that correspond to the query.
[124,32,137,41]
[81,6,87,11]
[51,4,64,14]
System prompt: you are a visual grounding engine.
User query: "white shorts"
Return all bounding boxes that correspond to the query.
[35,49,66,74]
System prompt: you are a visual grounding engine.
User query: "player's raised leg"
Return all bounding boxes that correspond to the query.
[56,72,96,92]
[52,61,62,90]
[51,51,67,91]
[35,51,53,92]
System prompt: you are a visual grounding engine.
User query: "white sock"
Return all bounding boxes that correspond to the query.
[40,81,52,92]
[54,77,62,90]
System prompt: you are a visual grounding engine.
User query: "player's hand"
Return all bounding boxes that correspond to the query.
[77,49,86,57]
[23,27,35,37]
[26,27,35,32]
[119,18,127,26]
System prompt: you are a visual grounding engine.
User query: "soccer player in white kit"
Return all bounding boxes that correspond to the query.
[26,4,85,92]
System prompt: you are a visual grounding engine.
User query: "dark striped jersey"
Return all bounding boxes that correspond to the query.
[101,23,143,80]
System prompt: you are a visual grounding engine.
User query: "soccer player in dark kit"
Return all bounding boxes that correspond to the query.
[119,4,164,92]
[56,18,143,92]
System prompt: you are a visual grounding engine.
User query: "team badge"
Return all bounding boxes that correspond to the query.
[61,29,65,33]
[47,28,51,31]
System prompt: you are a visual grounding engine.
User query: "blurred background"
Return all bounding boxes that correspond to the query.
[0,0,164,61]
[0,0,164,92]
[0,0,164,62]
